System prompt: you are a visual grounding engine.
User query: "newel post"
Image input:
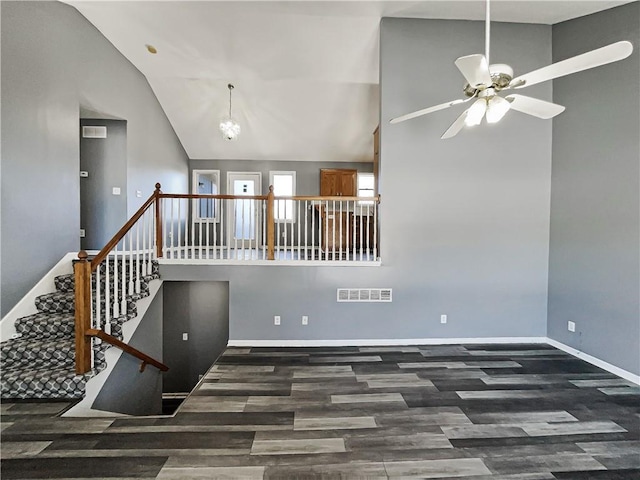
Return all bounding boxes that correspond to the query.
[154,183,163,258]
[74,251,92,374]
[267,185,275,260]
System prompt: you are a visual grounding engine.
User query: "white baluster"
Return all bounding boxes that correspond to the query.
[339,200,343,261]
[112,244,119,325]
[95,266,101,330]
[311,200,315,260]
[373,202,378,260]
[121,238,127,316]
[128,232,134,296]
[354,207,364,261]
[177,198,182,259]
[297,199,301,260]
[104,259,110,331]
[135,220,141,294]
[262,201,266,260]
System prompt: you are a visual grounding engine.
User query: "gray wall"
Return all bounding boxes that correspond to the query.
[163,282,229,393]
[1,1,188,316]
[162,18,553,343]
[548,3,640,375]
[92,286,164,416]
[80,119,128,250]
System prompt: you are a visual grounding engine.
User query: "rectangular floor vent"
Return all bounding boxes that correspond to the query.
[82,126,107,138]
[337,288,392,302]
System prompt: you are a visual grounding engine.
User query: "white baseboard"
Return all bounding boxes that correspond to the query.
[546,338,640,385]
[228,337,548,347]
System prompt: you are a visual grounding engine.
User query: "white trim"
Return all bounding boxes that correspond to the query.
[269,170,297,223]
[546,338,640,385]
[1,252,78,342]
[192,169,220,222]
[63,279,163,417]
[228,337,548,347]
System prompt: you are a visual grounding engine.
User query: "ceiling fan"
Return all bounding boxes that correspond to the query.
[389,0,633,139]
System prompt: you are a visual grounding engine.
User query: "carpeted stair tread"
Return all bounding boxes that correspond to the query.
[14,313,75,340]
[1,338,75,369]
[55,270,156,293]
[1,366,97,399]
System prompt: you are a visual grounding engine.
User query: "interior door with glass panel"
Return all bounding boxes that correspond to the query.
[226,172,262,251]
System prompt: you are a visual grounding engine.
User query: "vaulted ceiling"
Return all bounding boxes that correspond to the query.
[64,1,633,162]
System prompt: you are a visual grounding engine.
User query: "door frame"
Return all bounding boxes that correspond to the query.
[226,172,262,249]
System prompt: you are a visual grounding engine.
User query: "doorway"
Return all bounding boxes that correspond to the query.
[79,119,127,250]
[226,172,262,250]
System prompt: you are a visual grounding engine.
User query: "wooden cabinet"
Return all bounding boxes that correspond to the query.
[320,169,356,196]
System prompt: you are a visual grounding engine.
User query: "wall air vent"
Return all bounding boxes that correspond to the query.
[82,126,107,138]
[337,288,392,302]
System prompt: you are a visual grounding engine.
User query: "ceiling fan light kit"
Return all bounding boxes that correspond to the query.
[390,0,633,139]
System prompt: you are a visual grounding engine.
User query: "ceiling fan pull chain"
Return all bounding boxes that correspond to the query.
[485,0,490,67]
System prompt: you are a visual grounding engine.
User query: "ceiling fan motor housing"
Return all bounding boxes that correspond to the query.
[464,63,514,97]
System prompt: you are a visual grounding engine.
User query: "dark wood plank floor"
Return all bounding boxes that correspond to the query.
[2,344,639,479]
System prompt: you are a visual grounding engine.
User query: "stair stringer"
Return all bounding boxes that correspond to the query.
[63,278,163,417]
[1,253,77,342]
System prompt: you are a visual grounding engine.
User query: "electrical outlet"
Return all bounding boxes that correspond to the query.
[80,229,85,238]
[182,332,188,341]
[136,190,142,198]
[274,315,281,326]
[568,321,576,332]
[440,314,447,324]
[302,315,308,325]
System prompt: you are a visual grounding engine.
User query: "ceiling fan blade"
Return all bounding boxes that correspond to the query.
[390,98,468,124]
[510,40,633,89]
[505,94,565,119]
[455,54,492,88]
[441,109,469,139]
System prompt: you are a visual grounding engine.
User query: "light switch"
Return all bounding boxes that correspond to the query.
[182,333,188,341]
[112,187,121,195]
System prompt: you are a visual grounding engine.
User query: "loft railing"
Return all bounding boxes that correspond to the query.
[75,183,381,373]
[160,187,380,262]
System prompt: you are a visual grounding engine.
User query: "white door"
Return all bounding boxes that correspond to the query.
[227,172,262,250]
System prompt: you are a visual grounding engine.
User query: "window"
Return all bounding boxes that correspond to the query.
[269,171,296,222]
[357,172,375,204]
[192,169,220,221]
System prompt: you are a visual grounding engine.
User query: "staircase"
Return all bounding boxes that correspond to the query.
[1,259,159,399]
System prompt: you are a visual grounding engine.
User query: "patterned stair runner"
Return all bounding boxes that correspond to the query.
[1,260,159,399]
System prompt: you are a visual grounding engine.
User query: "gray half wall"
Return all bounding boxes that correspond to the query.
[161,17,553,343]
[1,1,188,316]
[548,3,640,375]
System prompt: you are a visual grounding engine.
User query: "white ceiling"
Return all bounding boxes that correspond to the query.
[65,1,634,162]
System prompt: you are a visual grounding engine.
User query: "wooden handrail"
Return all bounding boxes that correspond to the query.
[91,185,161,270]
[86,328,168,373]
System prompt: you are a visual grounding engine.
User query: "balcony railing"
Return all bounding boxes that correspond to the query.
[159,185,380,263]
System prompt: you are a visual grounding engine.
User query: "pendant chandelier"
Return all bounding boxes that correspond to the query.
[219,83,240,141]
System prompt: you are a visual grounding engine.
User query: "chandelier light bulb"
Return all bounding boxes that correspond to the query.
[485,95,511,124]
[465,98,487,126]
[219,83,240,141]
[220,118,240,140]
